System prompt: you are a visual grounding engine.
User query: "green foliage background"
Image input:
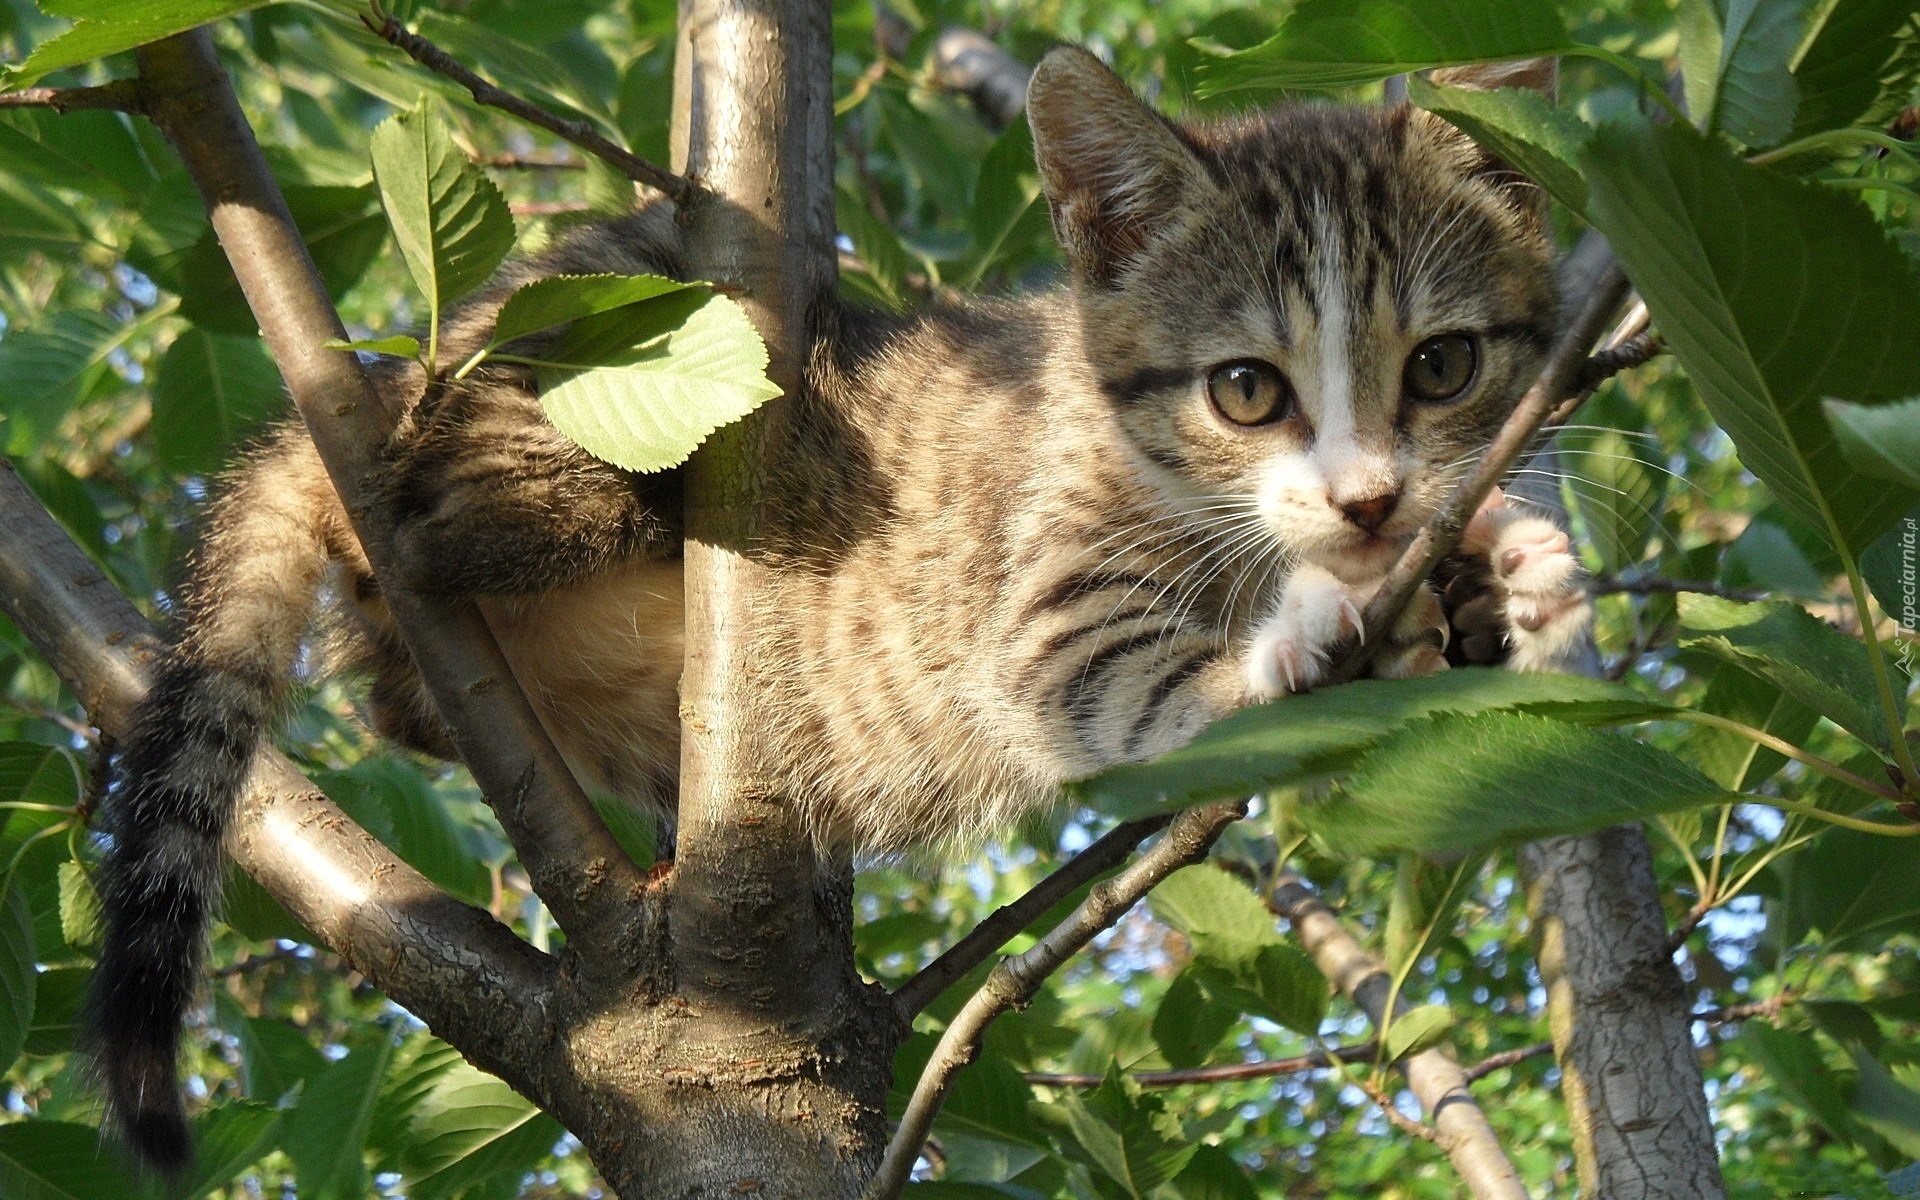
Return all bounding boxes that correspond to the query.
[2,0,1920,1196]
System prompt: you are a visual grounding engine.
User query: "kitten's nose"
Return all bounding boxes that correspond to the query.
[1340,491,1399,533]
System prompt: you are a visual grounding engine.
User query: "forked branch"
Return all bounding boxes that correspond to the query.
[1271,870,1528,1200]
[865,801,1246,1200]
[0,464,559,1099]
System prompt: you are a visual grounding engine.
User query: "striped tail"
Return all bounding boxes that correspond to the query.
[88,426,346,1171]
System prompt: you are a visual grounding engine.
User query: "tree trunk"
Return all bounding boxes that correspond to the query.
[1522,830,1727,1200]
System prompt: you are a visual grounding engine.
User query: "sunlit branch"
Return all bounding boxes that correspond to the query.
[1271,869,1528,1200]
[0,80,143,111]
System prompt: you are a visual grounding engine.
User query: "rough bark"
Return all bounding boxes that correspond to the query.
[1522,830,1727,1200]
[631,1,904,1195]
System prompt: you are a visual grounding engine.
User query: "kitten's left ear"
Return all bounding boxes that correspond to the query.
[1027,47,1212,286]
[1418,57,1558,224]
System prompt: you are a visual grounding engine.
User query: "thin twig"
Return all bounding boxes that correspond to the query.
[893,814,1174,1018]
[361,0,692,204]
[0,80,144,112]
[1024,1041,1378,1089]
[1272,870,1529,1200]
[1356,1073,1441,1144]
[1589,576,1766,602]
[1461,995,1796,1084]
[864,802,1245,1200]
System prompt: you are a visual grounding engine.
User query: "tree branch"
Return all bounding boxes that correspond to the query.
[361,0,691,203]
[1024,1040,1378,1089]
[1271,869,1528,1200]
[865,801,1245,1200]
[132,28,646,956]
[0,462,558,1099]
[0,80,144,112]
[892,814,1174,1018]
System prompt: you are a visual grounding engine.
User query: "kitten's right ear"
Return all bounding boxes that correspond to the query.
[1424,57,1558,99]
[1027,47,1208,286]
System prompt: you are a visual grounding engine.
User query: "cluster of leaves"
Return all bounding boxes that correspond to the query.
[1,0,1919,1198]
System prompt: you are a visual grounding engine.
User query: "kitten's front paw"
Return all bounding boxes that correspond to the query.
[1457,489,1592,673]
[1244,563,1367,701]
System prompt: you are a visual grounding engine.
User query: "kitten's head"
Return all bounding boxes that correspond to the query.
[1027,48,1557,579]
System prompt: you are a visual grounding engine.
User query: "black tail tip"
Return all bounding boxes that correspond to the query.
[122,1107,194,1177]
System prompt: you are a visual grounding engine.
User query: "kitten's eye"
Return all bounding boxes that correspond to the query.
[1206,360,1294,426]
[1403,334,1477,402]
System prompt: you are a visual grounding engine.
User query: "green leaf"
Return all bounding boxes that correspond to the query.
[1787,0,1920,142]
[369,103,516,366]
[1705,0,1806,146]
[1826,397,1920,492]
[588,793,657,869]
[0,1121,146,1200]
[1861,509,1920,630]
[327,335,422,359]
[1382,1004,1453,1061]
[0,310,135,455]
[1741,1022,1854,1142]
[1059,1067,1199,1198]
[54,861,100,958]
[1149,865,1279,962]
[961,117,1050,289]
[1554,408,1668,575]
[325,761,492,905]
[1688,659,1822,792]
[0,0,272,89]
[152,330,286,475]
[0,109,153,202]
[412,10,619,133]
[1678,593,1900,751]
[1187,944,1327,1035]
[1167,1144,1260,1200]
[396,1063,563,1200]
[1581,116,1920,558]
[23,966,85,1055]
[1786,828,1920,953]
[213,993,328,1104]
[1195,0,1577,94]
[1151,867,1326,1034]
[173,184,387,337]
[1303,711,1725,857]
[282,1031,394,1200]
[486,273,695,352]
[177,1102,284,1200]
[837,189,915,311]
[1852,1051,1920,1159]
[0,875,34,1072]
[1080,669,1673,819]
[535,287,783,473]
[1151,969,1237,1069]
[1408,76,1592,214]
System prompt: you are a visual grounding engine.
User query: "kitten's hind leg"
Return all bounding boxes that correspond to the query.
[381,370,678,599]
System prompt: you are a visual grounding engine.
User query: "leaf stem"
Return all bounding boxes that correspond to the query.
[1748,128,1920,171]
[1739,795,1920,837]
[1669,710,1902,802]
[1840,547,1919,787]
[1564,45,1687,124]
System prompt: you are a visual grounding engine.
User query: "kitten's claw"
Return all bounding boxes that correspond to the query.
[1245,563,1369,701]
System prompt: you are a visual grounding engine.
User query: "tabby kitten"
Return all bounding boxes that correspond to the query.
[91,46,1589,1167]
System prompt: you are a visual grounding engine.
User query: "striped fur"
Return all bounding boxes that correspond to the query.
[95,49,1576,1165]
